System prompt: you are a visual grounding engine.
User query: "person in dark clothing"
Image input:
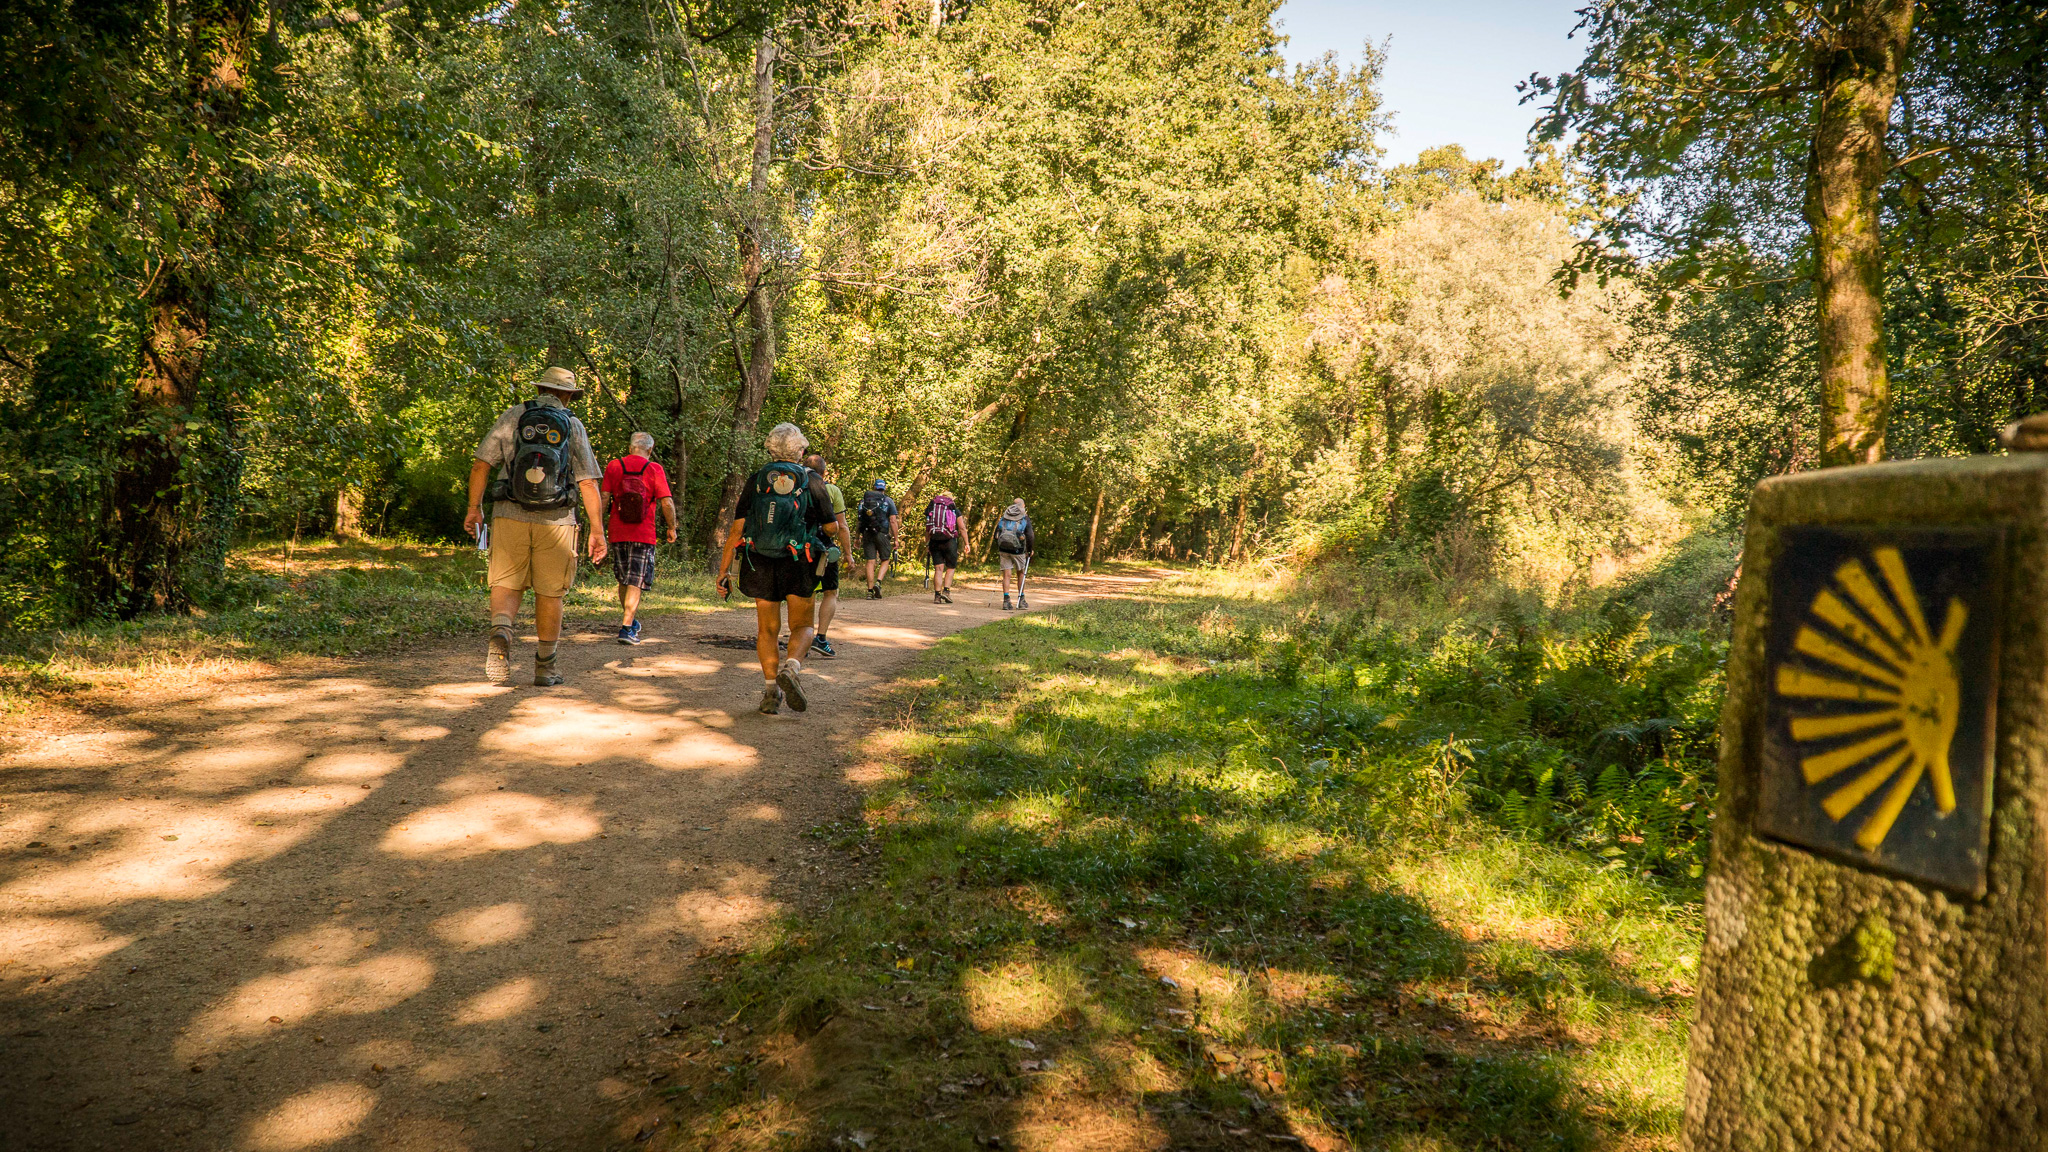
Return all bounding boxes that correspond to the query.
[715,423,846,715]
[994,498,1035,610]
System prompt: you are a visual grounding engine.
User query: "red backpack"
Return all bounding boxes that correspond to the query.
[614,458,652,524]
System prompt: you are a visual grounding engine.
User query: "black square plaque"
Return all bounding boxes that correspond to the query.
[1759,525,2004,895]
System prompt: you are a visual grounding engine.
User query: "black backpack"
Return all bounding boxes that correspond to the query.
[508,401,577,511]
[857,492,893,536]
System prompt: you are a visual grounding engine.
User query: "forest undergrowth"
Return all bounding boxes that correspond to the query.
[650,564,1723,1151]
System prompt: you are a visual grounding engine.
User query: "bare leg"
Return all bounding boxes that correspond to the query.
[817,587,838,636]
[490,585,525,625]
[753,599,784,681]
[534,595,564,643]
[785,594,817,663]
[620,584,643,626]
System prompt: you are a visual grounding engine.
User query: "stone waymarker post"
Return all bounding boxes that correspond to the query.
[1687,454,2048,1150]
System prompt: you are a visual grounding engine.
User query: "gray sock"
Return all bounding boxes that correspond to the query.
[537,640,558,661]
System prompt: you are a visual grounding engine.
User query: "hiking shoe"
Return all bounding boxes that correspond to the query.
[939,589,953,604]
[1016,594,1028,610]
[616,623,641,645]
[813,636,836,658]
[869,584,882,600]
[776,658,809,713]
[533,654,562,687]
[1002,595,1013,610]
[757,684,782,714]
[933,591,942,604]
[486,631,513,684]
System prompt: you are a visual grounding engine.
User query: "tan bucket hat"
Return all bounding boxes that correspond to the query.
[534,365,582,395]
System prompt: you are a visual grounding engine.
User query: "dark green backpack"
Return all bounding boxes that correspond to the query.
[743,461,816,561]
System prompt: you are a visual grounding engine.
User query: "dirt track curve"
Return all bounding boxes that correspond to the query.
[0,571,1156,1152]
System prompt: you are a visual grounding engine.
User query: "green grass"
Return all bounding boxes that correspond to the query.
[0,537,729,711]
[652,572,1706,1152]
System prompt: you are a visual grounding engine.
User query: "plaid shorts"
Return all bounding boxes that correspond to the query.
[610,541,658,590]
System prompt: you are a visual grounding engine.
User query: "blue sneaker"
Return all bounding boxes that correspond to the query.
[812,636,835,657]
[618,623,642,645]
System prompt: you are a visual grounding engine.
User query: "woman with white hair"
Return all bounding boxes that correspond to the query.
[716,423,847,714]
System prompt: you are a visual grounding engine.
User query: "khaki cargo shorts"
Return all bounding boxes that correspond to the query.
[488,518,580,598]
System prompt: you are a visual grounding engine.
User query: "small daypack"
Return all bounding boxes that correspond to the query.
[926,499,960,539]
[509,401,577,511]
[615,457,652,524]
[743,461,816,561]
[857,492,893,537]
[995,514,1029,554]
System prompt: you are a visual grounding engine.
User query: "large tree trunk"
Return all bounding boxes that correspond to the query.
[706,32,781,568]
[1807,0,1915,467]
[110,0,258,615]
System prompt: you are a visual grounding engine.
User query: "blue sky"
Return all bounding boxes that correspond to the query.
[1273,0,1589,169]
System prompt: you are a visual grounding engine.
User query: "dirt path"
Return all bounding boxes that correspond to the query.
[0,571,1158,1152]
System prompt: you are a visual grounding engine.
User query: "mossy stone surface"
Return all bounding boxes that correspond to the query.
[1688,455,2048,1150]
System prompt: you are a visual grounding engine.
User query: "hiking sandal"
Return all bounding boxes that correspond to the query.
[776,659,808,712]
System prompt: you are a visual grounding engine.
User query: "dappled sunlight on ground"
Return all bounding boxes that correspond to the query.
[379,792,602,860]
[431,903,532,950]
[243,1082,378,1151]
[0,578,1144,1150]
[183,950,438,1057]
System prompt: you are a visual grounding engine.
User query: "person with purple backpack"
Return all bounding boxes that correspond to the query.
[925,490,961,604]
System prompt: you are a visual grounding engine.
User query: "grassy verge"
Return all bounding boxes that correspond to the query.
[0,537,727,712]
[649,572,1708,1151]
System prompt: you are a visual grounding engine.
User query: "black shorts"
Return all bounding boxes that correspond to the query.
[860,532,893,562]
[737,552,817,603]
[815,561,840,593]
[928,535,960,567]
[610,541,657,590]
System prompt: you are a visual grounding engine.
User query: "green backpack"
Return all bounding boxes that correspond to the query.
[743,461,816,561]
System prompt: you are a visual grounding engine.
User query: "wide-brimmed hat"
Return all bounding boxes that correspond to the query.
[534,366,582,395]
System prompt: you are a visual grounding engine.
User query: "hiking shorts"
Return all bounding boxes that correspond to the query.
[738,552,816,603]
[999,551,1030,573]
[489,518,579,598]
[815,559,840,594]
[860,532,893,562]
[611,541,657,591]
[928,535,960,568]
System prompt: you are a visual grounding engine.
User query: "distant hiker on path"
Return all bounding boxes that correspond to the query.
[926,490,961,604]
[996,498,1034,610]
[716,423,846,715]
[465,366,606,687]
[857,480,900,599]
[602,431,677,646]
[803,452,850,658]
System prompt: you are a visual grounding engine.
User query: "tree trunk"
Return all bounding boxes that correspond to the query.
[1807,0,1915,467]
[334,485,364,540]
[1083,488,1104,571]
[930,0,944,31]
[705,32,781,569]
[109,0,258,616]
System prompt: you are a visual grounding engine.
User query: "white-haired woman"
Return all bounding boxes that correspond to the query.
[716,423,847,714]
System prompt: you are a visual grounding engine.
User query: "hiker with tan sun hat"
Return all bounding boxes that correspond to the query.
[464,366,606,687]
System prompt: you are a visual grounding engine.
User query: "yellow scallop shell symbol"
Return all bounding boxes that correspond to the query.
[1774,547,1967,852]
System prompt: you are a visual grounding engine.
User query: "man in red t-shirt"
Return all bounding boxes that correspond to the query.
[599,432,678,645]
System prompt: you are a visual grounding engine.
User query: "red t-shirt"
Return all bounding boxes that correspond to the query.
[601,456,673,544]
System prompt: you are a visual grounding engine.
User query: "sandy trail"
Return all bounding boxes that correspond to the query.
[0,571,1155,1152]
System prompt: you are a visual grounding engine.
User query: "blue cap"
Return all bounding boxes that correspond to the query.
[874,479,888,491]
